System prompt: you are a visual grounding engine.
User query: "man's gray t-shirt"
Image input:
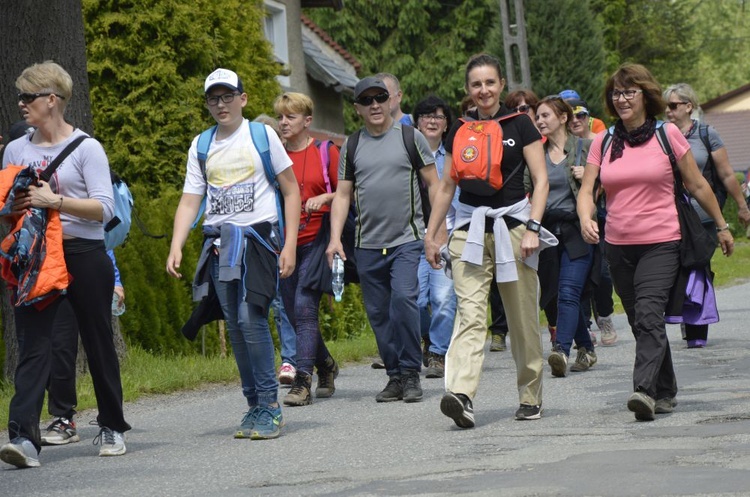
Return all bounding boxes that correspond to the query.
[339,123,434,249]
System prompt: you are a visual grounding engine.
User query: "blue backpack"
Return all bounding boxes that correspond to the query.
[194,121,285,245]
[104,173,133,250]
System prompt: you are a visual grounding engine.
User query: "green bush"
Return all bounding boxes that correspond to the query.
[83,0,280,192]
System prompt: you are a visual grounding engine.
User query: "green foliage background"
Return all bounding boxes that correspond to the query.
[82,0,281,192]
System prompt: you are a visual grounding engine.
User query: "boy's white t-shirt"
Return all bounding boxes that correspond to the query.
[183,120,292,228]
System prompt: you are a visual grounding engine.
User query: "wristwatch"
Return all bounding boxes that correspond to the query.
[526,219,542,233]
[716,223,730,232]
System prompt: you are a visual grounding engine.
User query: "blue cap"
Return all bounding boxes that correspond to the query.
[559,89,580,101]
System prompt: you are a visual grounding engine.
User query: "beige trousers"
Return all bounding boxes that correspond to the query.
[445,227,544,406]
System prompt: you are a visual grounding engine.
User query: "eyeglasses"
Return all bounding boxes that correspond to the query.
[610,89,642,101]
[18,92,65,104]
[418,114,447,122]
[573,112,589,121]
[666,101,689,110]
[514,104,531,114]
[206,92,241,106]
[355,92,389,106]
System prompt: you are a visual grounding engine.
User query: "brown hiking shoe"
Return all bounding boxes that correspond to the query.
[316,358,339,398]
[283,373,312,407]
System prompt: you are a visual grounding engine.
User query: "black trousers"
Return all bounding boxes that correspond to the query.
[606,241,680,400]
[8,245,130,452]
[16,298,79,420]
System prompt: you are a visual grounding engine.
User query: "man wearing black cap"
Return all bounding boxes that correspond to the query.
[326,76,441,403]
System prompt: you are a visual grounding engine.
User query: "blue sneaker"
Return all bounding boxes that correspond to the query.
[0,437,41,468]
[234,407,260,439]
[250,405,284,440]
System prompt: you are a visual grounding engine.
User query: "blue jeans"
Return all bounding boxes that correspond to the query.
[271,294,296,367]
[418,253,456,355]
[211,254,278,407]
[279,242,332,375]
[555,245,594,356]
[356,240,423,377]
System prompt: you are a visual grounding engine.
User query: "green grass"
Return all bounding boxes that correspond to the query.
[0,333,379,429]
[1,241,748,430]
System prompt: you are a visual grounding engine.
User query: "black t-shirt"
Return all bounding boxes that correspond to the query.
[446,106,541,209]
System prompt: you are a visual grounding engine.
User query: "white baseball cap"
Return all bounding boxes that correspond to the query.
[204,68,244,93]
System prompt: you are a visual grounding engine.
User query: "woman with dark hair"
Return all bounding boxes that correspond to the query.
[505,90,540,124]
[534,96,596,377]
[425,53,553,427]
[413,95,455,379]
[664,83,750,348]
[577,63,734,421]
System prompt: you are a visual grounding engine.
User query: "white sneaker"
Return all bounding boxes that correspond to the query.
[597,315,618,346]
[94,427,127,457]
[278,363,296,386]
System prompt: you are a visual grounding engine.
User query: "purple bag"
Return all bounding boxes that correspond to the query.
[665,268,719,325]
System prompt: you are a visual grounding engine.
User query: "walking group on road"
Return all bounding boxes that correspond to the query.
[1,50,747,470]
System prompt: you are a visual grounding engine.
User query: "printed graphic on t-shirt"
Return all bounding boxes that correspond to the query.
[209,183,255,215]
[26,155,60,191]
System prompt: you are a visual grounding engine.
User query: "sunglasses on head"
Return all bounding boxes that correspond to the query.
[18,92,65,104]
[355,92,389,106]
[666,101,688,110]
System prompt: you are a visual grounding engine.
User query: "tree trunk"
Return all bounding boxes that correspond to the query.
[0,0,97,381]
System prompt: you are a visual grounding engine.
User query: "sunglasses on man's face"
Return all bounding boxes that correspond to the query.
[18,92,65,104]
[355,92,389,106]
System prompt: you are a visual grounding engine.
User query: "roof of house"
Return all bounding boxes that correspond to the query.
[702,110,750,172]
[301,14,361,72]
[702,83,750,112]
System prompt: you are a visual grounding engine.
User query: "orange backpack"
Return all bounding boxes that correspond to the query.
[450,113,524,196]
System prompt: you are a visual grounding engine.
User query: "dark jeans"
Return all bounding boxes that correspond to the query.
[279,242,332,375]
[555,245,594,355]
[606,241,680,399]
[9,246,129,452]
[356,240,422,377]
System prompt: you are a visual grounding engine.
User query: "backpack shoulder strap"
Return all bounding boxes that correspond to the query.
[39,135,89,182]
[600,126,615,160]
[345,129,361,175]
[698,123,718,186]
[196,126,217,182]
[248,121,284,245]
[575,137,584,167]
[315,139,333,194]
[400,125,425,171]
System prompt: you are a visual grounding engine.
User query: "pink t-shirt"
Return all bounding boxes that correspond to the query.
[587,123,690,245]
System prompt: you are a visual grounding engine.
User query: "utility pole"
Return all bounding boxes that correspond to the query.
[499,0,531,91]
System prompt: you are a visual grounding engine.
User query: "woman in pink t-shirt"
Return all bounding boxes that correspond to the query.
[577,63,734,422]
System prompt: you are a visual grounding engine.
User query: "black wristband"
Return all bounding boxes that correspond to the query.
[526,219,541,233]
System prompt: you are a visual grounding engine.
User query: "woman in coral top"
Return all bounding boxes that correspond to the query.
[274,92,340,407]
[577,63,734,422]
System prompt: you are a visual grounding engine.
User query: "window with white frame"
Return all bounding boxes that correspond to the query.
[263,0,289,86]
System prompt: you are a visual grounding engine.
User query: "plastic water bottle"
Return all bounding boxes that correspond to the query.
[112,294,126,316]
[332,254,345,302]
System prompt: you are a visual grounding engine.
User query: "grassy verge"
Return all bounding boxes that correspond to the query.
[1,241,748,429]
[0,333,379,429]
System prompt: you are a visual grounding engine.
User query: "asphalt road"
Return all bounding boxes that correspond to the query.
[3,281,750,496]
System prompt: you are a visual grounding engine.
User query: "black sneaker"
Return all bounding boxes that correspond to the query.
[375,376,403,402]
[402,370,423,403]
[424,353,445,379]
[440,392,475,428]
[515,404,543,420]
